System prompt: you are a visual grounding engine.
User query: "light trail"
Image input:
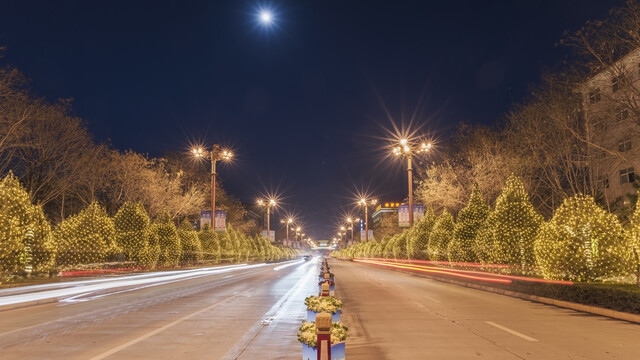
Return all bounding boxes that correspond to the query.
[355,259,512,284]
[0,261,301,308]
[354,258,574,285]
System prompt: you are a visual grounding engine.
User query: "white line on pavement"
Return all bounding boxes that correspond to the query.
[485,321,538,342]
[88,291,248,360]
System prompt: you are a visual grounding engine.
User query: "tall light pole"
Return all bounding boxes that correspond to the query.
[280,217,294,246]
[393,139,432,227]
[346,217,359,242]
[257,198,277,241]
[358,197,378,242]
[192,145,233,217]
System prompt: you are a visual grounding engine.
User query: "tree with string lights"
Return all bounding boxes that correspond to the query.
[53,202,117,267]
[535,195,634,281]
[151,210,181,267]
[477,174,542,271]
[448,184,489,263]
[178,219,202,265]
[407,208,436,259]
[427,210,455,261]
[0,173,54,274]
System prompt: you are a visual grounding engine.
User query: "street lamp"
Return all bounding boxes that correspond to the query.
[345,217,359,243]
[191,145,233,219]
[257,198,277,241]
[280,217,294,246]
[358,197,378,242]
[392,138,431,227]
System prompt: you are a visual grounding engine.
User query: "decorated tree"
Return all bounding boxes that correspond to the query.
[535,195,634,281]
[178,219,202,265]
[472,211,495,264]
[0,173,54,274]
[198,224,220,263]
[151,211,181,267]
[53,202,118,267]
[393,231,409,259]
[477,175,542,270]
[114,202,157,267]
[448,184,489,263]
[407,208,436,259]
[628,190,640,285]
[427,210,455,261]
[384,234,399,259]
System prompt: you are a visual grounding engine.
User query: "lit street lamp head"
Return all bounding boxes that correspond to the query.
[191,147,205,158]
[220,149,233,160]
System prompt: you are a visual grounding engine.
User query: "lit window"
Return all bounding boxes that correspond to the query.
[597,175,609,189]
[618,139,632,152]
[588,89,601,104]
[620,167,635,184]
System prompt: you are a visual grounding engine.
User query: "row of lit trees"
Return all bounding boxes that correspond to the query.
[334,174,640,282]
[0,173,297,277]
[0,63,257,231]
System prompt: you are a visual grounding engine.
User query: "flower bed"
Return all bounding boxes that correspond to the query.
[297,321,348,348]
[305,295,342,313]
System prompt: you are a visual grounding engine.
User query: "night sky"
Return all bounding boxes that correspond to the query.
[0,1,614,239]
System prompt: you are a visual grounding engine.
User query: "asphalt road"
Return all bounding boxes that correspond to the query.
[0,259,318,360]
[333,259,640,359]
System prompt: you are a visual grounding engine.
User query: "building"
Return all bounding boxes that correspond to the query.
[582,48,640,204]
[371,202,402,228]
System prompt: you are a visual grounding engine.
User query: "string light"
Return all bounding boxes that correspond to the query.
[427,210,454,261]
[475,174,542,273]
[449,184,489,263]
[535,194,634,281]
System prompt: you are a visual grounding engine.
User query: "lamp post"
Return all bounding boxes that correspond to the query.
[257,198,277,241]
[392,139,431,227]
[280,217,294,246]
[191,145,233,217]
[358,197,378,242]
[346,217,359,243]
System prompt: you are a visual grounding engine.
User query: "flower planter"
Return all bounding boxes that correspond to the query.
[307,309,341,322]
[318,283,335,296]
[301,342,346,360]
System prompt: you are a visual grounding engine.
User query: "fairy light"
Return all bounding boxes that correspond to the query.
[0,173,54,274]
[535,194,634,281]
[427,210,454,261]
[114,202,157,267]
[152,210,181,266]
[53,202,117,267]
[448,184,489,263]
[475,174,542,272]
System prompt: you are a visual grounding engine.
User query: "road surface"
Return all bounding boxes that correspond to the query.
[0,259,317,360]
[333,258,640,359]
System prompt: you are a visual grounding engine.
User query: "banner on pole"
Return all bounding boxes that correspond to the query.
[399,204,424,227]
[214,210,226,232]
[200,210,212,229]
[262,230,275,242]
[359,229,373,241]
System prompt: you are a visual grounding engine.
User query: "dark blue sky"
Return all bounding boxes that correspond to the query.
[0,0,613,238]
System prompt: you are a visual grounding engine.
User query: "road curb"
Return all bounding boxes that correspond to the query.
[347,259,640,325]
[0,297,61,312]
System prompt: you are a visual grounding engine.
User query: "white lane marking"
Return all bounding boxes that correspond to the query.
[88,291,247,360]
[273,259,305,271]
[485,321,538,342]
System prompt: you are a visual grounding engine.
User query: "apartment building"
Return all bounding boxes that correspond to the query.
[583,48,640,203]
